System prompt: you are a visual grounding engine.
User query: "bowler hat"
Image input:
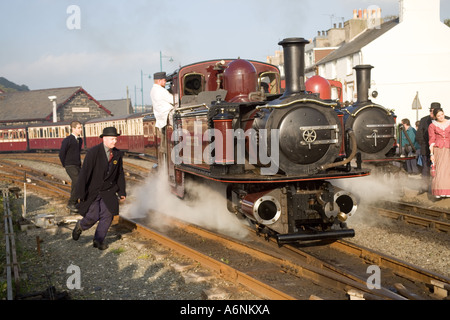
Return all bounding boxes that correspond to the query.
[430,102,441,110]
[154,72,167,80]
[100,127,121,138]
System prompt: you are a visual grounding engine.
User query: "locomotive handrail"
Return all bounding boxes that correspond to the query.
[257,98,339,109]
[343,104,394,117]
[318,130,358,172]
[175,103,208,113]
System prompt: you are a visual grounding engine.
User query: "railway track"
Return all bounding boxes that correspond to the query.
[1,152,449,300]
[372,201,450,233]
[116,214,450,300]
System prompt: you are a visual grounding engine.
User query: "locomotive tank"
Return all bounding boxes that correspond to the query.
[342,65,396,160]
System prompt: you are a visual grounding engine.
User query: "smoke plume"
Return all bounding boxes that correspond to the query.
[121,170,249,240]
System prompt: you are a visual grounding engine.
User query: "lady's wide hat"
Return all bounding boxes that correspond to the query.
[100,127,121,138]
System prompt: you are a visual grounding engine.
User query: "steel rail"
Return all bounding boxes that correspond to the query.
[330,239,450,291]
[115,216,297,300]
[2,188,20,300]
[370,204,450,233]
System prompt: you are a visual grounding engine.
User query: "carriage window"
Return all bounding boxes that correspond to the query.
[137,119,143,135]
[119,121,125,135]
[183,73,204,96]
[259,72,280,95]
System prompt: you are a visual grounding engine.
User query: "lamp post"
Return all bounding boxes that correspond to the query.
[141,70,151,112]
[160,51,174,72]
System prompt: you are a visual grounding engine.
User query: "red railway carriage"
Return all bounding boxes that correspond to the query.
[0,126,28,152]
[28,122,72,151]
[84,113,147,153]
[142,114,159,159]
[126,113,146,154]
[85,115,128,150]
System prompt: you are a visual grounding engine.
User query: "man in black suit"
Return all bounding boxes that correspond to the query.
[416,102,441,194]
[59,121,83,213]
[72,127,126,250]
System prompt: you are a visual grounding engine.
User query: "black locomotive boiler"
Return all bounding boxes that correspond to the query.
[341,65,398,162]
[164,37,370,244]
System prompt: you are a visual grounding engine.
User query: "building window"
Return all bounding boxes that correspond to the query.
[346,56,353,75]
[331,61,337,79]
[346,83,354,103]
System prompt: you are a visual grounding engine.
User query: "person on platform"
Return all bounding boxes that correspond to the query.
[72,127,126,250]
[399,118,420,175]
[416,102,440,193]
[59,120,83,213]
[428,107,450,199]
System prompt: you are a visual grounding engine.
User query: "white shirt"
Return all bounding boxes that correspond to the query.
[150,84,174,129]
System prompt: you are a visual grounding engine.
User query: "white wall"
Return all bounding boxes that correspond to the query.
[362,0,450,123]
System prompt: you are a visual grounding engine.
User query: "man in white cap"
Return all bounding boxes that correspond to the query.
[150,71,174,164]
[150,71,174,131]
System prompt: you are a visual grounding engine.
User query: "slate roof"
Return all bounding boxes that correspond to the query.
[317,18,399,65]
[0,86,110,123]
[98,99,133,117]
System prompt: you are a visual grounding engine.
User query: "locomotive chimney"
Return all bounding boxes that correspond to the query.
[278,37,309,97]
[354,64,373,104]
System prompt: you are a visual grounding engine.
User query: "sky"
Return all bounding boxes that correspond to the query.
[1,0,449,106]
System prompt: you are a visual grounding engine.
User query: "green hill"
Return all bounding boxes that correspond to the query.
[0,77,30,92]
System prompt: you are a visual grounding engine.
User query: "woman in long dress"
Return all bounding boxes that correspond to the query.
[428,107,450,198]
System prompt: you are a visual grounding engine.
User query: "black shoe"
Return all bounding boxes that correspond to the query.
[72,221,82,241]
[93,240,109,250]
[67,204,79,213]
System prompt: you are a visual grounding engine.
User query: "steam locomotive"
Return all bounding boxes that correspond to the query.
[163,37,370,243]
[305,64,408,171]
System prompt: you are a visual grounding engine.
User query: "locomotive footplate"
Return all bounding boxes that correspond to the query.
[175,164,370,184]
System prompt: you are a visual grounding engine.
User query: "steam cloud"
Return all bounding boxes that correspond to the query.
[121,170,249,240]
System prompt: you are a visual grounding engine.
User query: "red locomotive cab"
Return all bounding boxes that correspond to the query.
[305,75,331,100]
[223,59,258,102]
